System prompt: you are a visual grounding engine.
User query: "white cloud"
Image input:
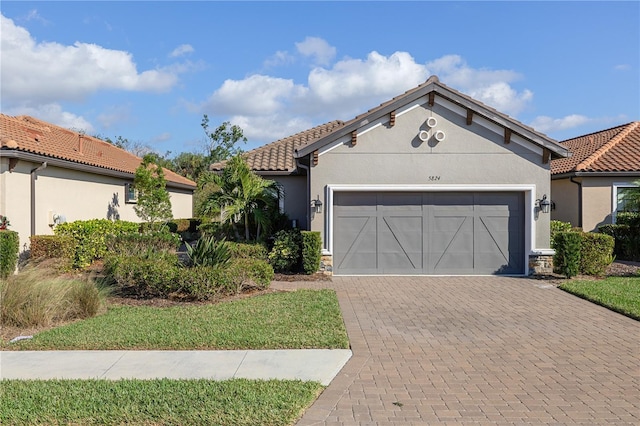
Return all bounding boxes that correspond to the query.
[4,103,94,133]
[202,50,538,143]
[0,14,179,108]
[152,132,172,143]
[97,104,133,129]
[426,55,533,116]
[264,50,295,68]
[529,114,590,133]
[169,44,194,58]
[614,64,631,71]
[295,37,336,66]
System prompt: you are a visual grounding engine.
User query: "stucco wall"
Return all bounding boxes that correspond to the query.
[267,175,307,229]
[550,177,580,226]
[0,158,193,253]
[308,97,553,254]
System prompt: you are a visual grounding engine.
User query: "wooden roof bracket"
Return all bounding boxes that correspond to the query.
[351,131,358,147]
[542,148,550,164]
[313,150,319,166]
[466,109,473,125]
[428,92,435,107]
[504,128,511,144]
[389,110,396,127]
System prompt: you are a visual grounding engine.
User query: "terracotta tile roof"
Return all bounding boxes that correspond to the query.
[551,121,640,175]
[0,114,196,188]
[210,120,345,173]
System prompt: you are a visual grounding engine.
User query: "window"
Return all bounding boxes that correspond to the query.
[125,183,138,204]
[613,182,640,223]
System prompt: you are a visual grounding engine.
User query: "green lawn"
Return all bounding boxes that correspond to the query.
[0,378,323,426]
[2,289,349,350]
[559,276,640,320]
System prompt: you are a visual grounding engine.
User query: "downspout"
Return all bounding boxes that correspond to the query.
[570,176,582,228]
[30,162,47,236]
[296,160,311,230]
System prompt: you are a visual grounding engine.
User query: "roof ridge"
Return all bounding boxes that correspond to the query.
[576,121,640,171]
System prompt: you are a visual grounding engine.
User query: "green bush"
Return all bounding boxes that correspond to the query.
[599,222,640,261]
[553,231,582,278]
[0,230,19,279]
[29,235,75,268]
[550,220,572,248]
[580,233,615,276]
[301,231,322,274]
[227,241,269,260]
[616,211,640,228]
[222,258,274,294]
[55,219,139,268]
[268,229,302,272]
[106,232,180,257]
[186,236,231,268]
[104,252,181,298]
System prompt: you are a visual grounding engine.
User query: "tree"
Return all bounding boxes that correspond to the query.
[133,154,173,229]
[172,151,209,181]
[199,155,279,241]
[201,115,247,164]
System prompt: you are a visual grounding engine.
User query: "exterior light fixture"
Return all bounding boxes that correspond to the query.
[312,196,323,214]
[536,194,551,214]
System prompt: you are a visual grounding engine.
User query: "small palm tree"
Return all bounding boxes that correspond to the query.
[199,155,279,241]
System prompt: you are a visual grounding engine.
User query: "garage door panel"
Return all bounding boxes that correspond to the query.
[379,216,423,270]
[333,191,524,275]
[333,216,377,273]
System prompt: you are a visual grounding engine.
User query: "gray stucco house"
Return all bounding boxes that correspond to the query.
[212,76,570,275]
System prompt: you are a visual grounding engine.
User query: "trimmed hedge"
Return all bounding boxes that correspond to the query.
[580,232,615,276]
[550,220,572,249]
[301,231,322,274]
[599,214,640,261]
[29,235,75,268]
[55,219,139,268]
[227,241,269,260]
[554,230,615,278]
[553,231,582,278]
[0,230,19,279]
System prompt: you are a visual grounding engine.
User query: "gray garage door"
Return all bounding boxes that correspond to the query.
[333,192,524,275]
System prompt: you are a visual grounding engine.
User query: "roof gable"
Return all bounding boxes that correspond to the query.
[0,114,196,188]
[227,76,569,174]
[551,121,640,175]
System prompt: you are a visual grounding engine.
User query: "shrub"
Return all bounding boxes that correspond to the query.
[553,231,582,278]
[616,211,640,228]
[221,258,274,294]
[185,236,231,268]
[550,220,572,248]
[106,232,180,257]
[227,241,269,260]
[268,229,302,272]
[104,252,180,298]
[0,266,107,327]
[175,265,225,301]
[599,222,640,261]
[580,233,615,276]
[0,230,19,279]
[29,235,75,269]
[55,219,139,268]
[301,231,322,274]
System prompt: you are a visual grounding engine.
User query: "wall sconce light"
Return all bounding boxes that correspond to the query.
[311,196,323,214]
[536,194,551,214]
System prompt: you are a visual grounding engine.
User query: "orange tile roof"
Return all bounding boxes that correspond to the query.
[551,122,640,175]
[210,120,345,173]
[0,114,196,188]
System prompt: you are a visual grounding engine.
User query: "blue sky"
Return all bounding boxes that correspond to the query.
[1,1,638,156]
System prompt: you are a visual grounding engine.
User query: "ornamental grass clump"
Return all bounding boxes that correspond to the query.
[0,266,107,328]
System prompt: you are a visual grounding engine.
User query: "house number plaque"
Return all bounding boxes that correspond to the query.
[428,176,441,181]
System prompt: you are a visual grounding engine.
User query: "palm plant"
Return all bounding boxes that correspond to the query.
[199,155,280,241]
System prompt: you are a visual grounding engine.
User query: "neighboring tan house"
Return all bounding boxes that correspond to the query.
[212,76,570,276]
[0,114,196,253]
[551,121,640,232]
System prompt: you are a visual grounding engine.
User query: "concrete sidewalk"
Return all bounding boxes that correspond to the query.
[0,349,352,386]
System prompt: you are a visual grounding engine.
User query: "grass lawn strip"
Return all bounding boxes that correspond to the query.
[559,276,640,320]
[1,378,323,426]
[3,289,349,350]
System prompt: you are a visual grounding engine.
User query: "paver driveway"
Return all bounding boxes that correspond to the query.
[273,276,639,425]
